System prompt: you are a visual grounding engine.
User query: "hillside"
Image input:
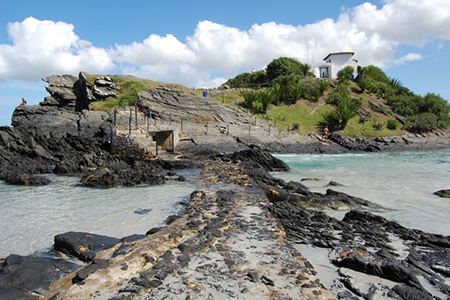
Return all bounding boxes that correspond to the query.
[210,80,412,138]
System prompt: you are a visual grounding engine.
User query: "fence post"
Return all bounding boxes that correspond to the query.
[227,124,229,135]
[113,108,117,127]
[129,109,132,136]
[135,106,138,129]
[249,124,251,135]
[268,124,271,135]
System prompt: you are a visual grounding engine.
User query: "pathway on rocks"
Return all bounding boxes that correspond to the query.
[45,160,334,299]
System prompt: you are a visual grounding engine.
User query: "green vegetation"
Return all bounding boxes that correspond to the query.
[220,56,450,136]
[337,66,355,83]
[89,76,150,112]
[266,57,312,81]
[87,55,450,138]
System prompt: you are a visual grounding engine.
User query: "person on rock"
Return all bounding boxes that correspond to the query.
[322,126,329,139]
[19,98,27,107]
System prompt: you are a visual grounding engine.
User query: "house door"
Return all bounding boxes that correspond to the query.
[320,67,329,78]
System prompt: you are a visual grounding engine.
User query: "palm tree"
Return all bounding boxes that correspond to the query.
[258,88,277,114]
[334,97,362,129]
[271,83,286,105]
[299,62,313,77]
[291,85,303,104]
[241,90,259,110]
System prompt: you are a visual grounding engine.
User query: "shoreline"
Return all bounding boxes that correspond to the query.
[1,73,450,298]
[0,135,449,299]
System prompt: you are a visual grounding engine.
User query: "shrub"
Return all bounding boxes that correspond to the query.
[320,111,340,131]
[357,65,390,83]
[319,79,329,94]
[326,82,349,105]
[418,93,450,128]
[337,66,355,83]
[302,80,325,103]
[387,94,420,116]
[387,119,398,130]
[405,113,438,133]
[369,119,386,131]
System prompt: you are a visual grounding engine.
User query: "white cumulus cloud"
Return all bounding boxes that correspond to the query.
[392,53,424,66]
[0,17,115,81]
[0,0,449,87]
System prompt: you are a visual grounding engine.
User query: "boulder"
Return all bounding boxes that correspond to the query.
[222,147,289,172]
[12,105,109,140]
[41,75,79,111]
[54,232,120,263]
[3,172,50,186]
[434,189,450,198]
[12,105,79,138]
[0,254,77,299]
[92,76,119,99]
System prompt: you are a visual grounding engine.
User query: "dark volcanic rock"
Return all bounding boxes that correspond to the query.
[93,76,119,100]
[0,254,76,299]
[3,172,50,186]
[54,232,120,262]
[224,147,289,172]
[434,189,450,198]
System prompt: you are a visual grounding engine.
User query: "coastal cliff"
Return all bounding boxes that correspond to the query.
[0,73,449,299]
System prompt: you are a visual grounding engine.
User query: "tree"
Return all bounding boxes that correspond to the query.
[357,65,390,83]
[418,93,450,128]
[241,90,259,110]
[265,57,305,81]
[250,70,268,86]
[271,83,287,105]
[258,88,277,113]
[333,97,362,129]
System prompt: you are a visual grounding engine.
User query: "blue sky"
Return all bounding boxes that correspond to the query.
[0,0,449,126]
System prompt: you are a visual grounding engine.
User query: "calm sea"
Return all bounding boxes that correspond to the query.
[0,169,200,258]
[274,148,450,236]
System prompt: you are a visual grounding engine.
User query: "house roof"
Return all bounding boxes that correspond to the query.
[323,52,355,61]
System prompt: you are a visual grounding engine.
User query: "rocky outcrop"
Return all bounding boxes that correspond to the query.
[261,173,450,299]
[0,254,77,300]
[434,189,450,198]
[329,131,450,152]
[92,76,119,100]
[54,232,120,263]
[11,105,109,139]
[42,157,335,300]
[40,74,79,111]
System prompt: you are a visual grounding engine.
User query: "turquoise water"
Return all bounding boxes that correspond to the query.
[0,170,199,258]
[274,149,450,236]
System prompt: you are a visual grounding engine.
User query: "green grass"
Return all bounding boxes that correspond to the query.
[266,102,334,135]
[212,86,406,137]
[90,79,149,112]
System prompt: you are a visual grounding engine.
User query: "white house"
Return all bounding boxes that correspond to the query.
[313,52,358,79]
